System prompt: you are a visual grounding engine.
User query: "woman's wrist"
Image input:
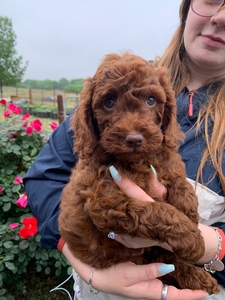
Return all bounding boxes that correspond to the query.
[196,224,224,265]
[62,242,91,283]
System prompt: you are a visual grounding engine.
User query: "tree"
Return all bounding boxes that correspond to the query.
[0,16,28,97]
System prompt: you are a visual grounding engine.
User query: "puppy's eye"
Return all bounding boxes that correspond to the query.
[146,97,155,106]
[104,98,115,109]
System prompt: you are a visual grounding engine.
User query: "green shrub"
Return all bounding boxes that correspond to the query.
[0,100,70,299]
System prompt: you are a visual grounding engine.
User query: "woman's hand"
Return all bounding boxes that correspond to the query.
[109,165,167,249]
[62,242,209,300]
[109,165,219,264]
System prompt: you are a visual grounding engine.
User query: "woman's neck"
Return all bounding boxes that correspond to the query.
[186,57,224,91]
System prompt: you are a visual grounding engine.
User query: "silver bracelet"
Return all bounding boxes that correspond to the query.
[204,227,224,274]
[88,267,99,294]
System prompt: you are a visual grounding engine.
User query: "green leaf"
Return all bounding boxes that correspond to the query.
[55,261,61,268]
[3,254,14,262]
[67,266,72,275]
[40,252,48,261]
[23,155,31,161]
[35,252,41,260]
[36,264,42,272]
[3,241,13,249]
[11,144,20,151]
[34,234,41,242]
[55,268,61,276]
[2,202,11,212]
[45,267,51,275]
[0,289,6,296]
[18,255,25,262]
[29,242,37,252]
[5,169,13,175]
[12,185,21,193]
[19,240,29,249]
[30,148,38,156]
[4,262,15,271]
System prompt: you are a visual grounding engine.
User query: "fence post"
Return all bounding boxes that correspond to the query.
[29,89,33,104]
[57,94,65,124]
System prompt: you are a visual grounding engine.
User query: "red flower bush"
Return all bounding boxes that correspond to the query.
[18,216,38,239]
[0,98,69,298]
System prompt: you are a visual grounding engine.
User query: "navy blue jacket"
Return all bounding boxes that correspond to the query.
[24,85,225,284]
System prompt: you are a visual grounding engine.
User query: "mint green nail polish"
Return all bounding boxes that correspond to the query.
[158,264,175,275]
[109,166,121,182]
[203,296,215,299]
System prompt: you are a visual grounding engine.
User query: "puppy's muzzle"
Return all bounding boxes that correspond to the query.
[125,133,144,148]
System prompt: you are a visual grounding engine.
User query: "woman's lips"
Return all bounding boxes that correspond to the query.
[201,34,225,47]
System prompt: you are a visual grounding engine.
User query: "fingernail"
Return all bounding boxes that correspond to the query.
[158,264,175,275]
[150,164,157,180]
[109,166,121,182]
[203,296,215,299]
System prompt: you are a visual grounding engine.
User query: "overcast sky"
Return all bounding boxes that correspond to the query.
[1,0,181,81]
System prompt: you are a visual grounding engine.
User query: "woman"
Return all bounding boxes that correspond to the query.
[24,0,225,299]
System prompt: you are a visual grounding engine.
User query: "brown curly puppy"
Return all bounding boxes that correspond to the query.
[59,52,219,294]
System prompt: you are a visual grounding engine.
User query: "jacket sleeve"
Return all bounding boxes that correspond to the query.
[23,113,78,249]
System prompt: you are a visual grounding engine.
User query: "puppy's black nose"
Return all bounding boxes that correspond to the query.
[125,134,143,148]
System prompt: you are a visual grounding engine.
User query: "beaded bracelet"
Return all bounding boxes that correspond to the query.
[204,227,225,274]
[88,267,99,294]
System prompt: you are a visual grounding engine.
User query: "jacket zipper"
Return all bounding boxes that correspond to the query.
[189,91,194,117]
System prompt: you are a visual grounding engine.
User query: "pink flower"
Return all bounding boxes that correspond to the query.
[4,111,11,118]
[8,103,22,114]
[31,119,42,132]
[25,126,33,134]
[9,223,19,229]
[25,119,42,134]
[14,176,23,184]
[22,113,30,121]
[0,99,7,106]
[0,187,3,193]
[50,121,58,130]
[16,192,28,208]
[4,103,22,117]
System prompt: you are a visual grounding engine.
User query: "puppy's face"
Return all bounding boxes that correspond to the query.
[90,54,168,162]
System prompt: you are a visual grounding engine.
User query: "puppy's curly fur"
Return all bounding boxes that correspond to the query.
[59,53,219,294]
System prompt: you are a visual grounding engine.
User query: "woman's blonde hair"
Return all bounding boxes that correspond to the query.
[155,0,225,194]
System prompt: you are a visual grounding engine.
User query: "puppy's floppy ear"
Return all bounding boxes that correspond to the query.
[156,67,184,148]
[71,77,98,157]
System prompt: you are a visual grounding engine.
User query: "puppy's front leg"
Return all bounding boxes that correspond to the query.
[88,187,205,263]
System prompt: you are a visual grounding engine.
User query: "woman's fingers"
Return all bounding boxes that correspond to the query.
[109,165,155,202]
[95,262,209,300]
[109,165,166,201]
[115,234,159,248]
